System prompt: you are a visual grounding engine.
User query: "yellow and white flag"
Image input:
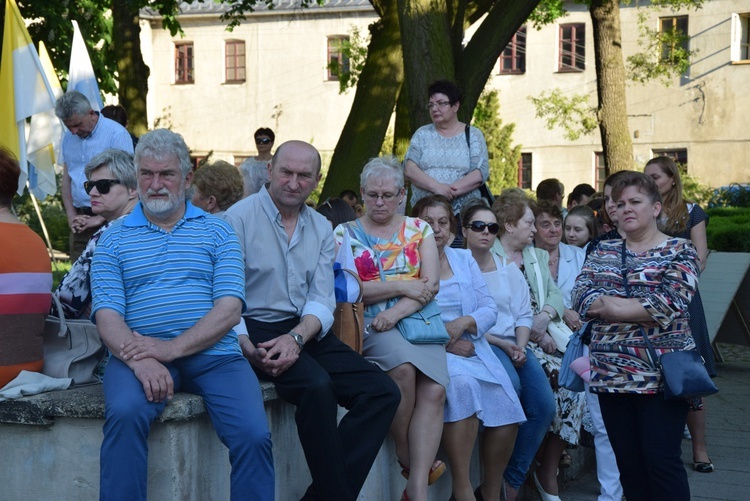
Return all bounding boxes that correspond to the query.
[0,0,59,195]
[26,41,64,199]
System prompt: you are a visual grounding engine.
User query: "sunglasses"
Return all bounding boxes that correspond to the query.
[84,179,121,195]
[255,137,272,145]
[465,221,500,234]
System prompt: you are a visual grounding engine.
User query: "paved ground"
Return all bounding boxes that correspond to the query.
[555,343,750,501]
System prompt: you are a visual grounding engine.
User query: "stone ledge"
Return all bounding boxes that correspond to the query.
[0,381,279,426]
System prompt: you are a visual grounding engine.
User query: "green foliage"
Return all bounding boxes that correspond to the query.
[472,90,521,194]
[627,9,698,86]
[529,89,598,141]
[705,207,750,252]
[708,183,750,208]
[680,167,713,206]
[12,175,69,253]
[2,0,116,95]
[327,26,370,94]
[528,0,567,29]
[52,261,72,290]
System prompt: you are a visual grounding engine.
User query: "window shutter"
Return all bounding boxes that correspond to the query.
[731,13,741,62]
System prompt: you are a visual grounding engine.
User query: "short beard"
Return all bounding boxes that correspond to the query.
[140,187,185,220]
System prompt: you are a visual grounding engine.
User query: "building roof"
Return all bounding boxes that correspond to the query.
[140,0,373,18]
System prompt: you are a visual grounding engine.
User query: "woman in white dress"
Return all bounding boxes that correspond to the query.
[415,195,525,501]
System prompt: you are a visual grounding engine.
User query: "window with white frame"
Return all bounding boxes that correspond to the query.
[731,13,750,62]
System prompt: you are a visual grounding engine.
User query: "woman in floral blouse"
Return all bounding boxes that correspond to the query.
[572,171,699,501]
[334,156,448,501]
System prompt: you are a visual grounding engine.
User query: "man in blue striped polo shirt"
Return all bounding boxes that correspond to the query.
[90,129,273,501]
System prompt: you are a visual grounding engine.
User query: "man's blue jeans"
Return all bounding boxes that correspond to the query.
[100,354,274,501]
[492,345,556,489]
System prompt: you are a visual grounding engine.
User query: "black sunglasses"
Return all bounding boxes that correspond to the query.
[465,221,500,234]
[255,137,272,145]
[84,179,121,195]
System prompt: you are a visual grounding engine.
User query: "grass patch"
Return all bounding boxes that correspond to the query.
[51,260,71,290]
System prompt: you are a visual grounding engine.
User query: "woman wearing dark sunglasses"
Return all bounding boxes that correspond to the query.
[54,149,137,319]
[239,127,275,197]
[483,190,559,501]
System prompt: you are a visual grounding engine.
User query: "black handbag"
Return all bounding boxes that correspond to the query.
[621,241,717,400]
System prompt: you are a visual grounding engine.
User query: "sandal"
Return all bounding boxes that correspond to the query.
[693,459,714,473]
[558,452,572,469]
[400,489,410,501]
[398,459,446,485]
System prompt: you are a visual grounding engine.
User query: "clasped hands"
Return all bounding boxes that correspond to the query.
[119,332,177,404]
[68,214,104,233]
[242,334,300,378]
[432,182,463,201]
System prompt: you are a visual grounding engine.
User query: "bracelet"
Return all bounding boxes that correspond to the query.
[544,310,555,320]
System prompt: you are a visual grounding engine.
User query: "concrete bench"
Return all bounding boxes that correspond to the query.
[0,382,458,500]
[0,382,592,500]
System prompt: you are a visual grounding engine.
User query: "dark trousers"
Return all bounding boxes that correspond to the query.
[598,392,690,501]
[245,317,401,501]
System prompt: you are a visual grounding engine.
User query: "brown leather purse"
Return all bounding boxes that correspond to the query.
[332,268,364,353]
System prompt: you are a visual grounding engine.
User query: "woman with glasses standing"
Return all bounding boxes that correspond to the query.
[404,80,489,216]
[239,127,274,197]
[55,149,138,319]
[334,156,448,501]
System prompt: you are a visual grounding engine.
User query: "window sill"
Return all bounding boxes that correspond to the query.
[731,59,750,65]
[556,68,585,73]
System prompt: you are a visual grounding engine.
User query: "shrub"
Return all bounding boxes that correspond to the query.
[706,207,750,252]
[707,183,750,208]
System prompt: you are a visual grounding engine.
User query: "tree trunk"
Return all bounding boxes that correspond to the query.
[397,0,456,132]
[319,0,404,200]
[590,0,633,174]
[457,0,541,120]
[113,0,149,136]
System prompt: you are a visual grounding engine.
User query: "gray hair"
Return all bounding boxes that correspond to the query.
[85,149,137,190]
[134,128,192,178]
[55,91,93,120]
[360,155,404,191]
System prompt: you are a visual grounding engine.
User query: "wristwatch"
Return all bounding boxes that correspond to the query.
[289,331,305,350]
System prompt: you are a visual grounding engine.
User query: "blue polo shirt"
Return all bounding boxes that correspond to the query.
[90,202,246,356]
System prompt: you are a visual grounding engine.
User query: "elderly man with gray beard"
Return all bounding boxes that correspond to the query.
[90,129,273,501]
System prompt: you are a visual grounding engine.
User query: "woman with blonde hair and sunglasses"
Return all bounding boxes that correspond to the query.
[54,149,138,319]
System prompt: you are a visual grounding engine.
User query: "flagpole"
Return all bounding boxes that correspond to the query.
[26,180,59,269]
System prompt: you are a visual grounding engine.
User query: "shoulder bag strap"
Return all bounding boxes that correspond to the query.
[530,252,547,310]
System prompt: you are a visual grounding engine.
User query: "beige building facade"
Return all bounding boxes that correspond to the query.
[140,0,749,190]
[484,0,750,191]
[139,0,378,166]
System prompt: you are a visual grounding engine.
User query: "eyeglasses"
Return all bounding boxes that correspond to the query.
[84,179,121,195]
[364,192,398,203]
[255,137,272,145]
[465,221,500,234]
[426,100,452,110]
